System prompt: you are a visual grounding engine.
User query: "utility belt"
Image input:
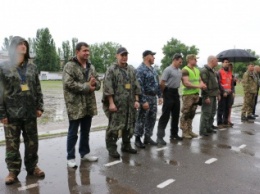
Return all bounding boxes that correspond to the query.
[164,87,179,94]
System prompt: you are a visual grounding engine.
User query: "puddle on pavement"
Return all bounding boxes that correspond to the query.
[123,159,142,167]
[164,159,180,166]
[216,144,232,149]
[241,130,255,135]
[240,148,255,156]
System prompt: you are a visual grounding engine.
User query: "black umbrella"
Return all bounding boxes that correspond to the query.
[217,49,257,62]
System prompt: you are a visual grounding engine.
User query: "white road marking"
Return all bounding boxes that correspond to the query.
[239,144,247,149]
[218,128,227,131]
[205,158,218,164]
[156,147,168,151]
[104,160,122,167]
[157,179,175,188]
[18,183,39,191]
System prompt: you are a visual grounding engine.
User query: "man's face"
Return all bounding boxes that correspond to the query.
[222,59,230,68]
[76,46,90,61]
[189,58,197,66]
[116,52,128,65]
[248,64,254,72]
[147,54,155,65]
[212,58,218,67]
[174,58,183,67]
[16,41,27,55]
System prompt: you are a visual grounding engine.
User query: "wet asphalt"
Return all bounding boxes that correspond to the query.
[0,105,260,194]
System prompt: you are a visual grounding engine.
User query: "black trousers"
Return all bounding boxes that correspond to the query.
[157,88,180,138]
[253,88,259,115]
[217,94,232,125]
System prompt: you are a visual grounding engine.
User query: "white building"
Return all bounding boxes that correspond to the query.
[40,71,62,80]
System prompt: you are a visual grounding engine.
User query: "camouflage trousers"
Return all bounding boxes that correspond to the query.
[241,93,256,117]
[180,94,199,134]
[4,118,39,175]
[134,96,157,137]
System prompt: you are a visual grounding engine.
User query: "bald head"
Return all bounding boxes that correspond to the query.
[207,55,218,68]
[254,65,260,73]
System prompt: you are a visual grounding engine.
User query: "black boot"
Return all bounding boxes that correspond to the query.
[106,134,120,158]
[144,135,158,145]
[121,143,137,154]
[156,137,167,145]
[135,136,145,148]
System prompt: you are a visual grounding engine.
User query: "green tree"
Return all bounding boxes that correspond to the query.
[1,36,13,51]
[28,37,36,54]
[34,28,60,72]
[90,42,121,73]
[161,38,199,70]
[232,49,260,78]
[71,37,78,56]
[62,40,71,68]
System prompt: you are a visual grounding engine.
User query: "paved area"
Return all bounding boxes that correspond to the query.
[0,102,260,193]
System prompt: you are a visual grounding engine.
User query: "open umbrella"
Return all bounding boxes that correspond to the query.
[217,49,257,62]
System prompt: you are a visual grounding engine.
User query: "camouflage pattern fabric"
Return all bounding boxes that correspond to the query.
[180,94,199,133]
[102,63,141,151]
[241,93,256,117]
[4,119,38,174]
[134,96,157,137]
[0,61,44,120]
[63,57,100,120]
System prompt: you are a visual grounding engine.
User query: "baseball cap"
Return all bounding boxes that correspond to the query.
[143,50,156,58]
[117,47,128,55]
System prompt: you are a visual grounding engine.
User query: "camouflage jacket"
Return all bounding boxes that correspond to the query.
[63,57,100,120]
[200,65,219,97]
[242,70,258,94]
[102,63,141,133]
[0,61,44,120]
[136,63,162,104]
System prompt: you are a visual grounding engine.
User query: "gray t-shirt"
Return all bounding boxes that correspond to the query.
[161,65,182,88]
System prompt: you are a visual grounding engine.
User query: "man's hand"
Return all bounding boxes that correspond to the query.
[158,98,163,105]
[205,98,211,104]
[142,102,149,110]
[109,103,117,112]
[199,83,207,90]
[90,76,96,86]
[223,92,228,97]
[134,101,140,110]
[0,118,8,124]
[217,95,221,101]
[36,110,43,117]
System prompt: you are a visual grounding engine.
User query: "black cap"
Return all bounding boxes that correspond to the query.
[172,53,183,61]
[117,47,128,54]
[143,50,156,58]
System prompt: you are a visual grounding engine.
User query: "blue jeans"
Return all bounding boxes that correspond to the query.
[67,115,92,160]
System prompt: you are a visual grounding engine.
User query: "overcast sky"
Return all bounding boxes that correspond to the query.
[1,0,259,67]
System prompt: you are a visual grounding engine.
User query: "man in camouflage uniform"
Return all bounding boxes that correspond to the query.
[199,56,220,136]
[63,42,100,168]
[102,47,141,158]
[134,50,163,148]
[0,36,45,185]
[241,63,258,122]
[180,54,206,139]
[252,65,260,117]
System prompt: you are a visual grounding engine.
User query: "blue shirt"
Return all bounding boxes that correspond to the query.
[136,63,162,104]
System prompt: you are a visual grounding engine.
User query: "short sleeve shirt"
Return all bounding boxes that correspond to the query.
[161,65,182,88]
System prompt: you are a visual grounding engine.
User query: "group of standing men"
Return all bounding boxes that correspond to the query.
[0,36,259,185]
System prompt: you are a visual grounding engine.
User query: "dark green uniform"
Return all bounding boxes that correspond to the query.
[102,63,141,152]
[0,36,44,175]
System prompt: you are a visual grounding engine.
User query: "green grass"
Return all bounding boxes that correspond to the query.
[40,80,63,91]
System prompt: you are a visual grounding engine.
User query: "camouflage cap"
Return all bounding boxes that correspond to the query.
[186,54,199,61]
[117,47,128,55]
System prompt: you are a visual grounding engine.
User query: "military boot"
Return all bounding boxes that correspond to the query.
[135,136,145,148]
[189,130,198,138]
[182,129,192,139]
[106,135,120,158]
[121,143,137,154]
[157,137,167,145]
[5,172,18,185]
[144,135,158,146]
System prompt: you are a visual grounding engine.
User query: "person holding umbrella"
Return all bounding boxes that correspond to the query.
[217,58,233,128]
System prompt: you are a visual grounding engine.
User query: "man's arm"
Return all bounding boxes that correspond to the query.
[63,63,90,93]
[182,69,206,89]
[35,65,44,113]
[0,69,7,121]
